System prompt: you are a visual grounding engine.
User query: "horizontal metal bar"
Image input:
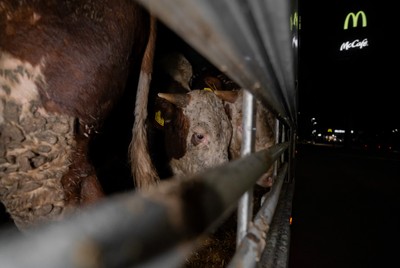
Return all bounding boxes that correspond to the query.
[227,163,289,268]
[135,0,294,125]
[259,180,295,268]
[247,0,299,124]
[0,143,289,268]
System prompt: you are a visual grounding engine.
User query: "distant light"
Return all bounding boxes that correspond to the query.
[289,216,293,225]
[327,128,333,133]
[334,129,345,133]
[351,130,354,134]
[317,133,322,137]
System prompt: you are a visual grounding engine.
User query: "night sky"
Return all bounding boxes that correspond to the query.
[298,0,398,134]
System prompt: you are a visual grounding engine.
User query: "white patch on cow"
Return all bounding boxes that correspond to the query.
[0,50,47,123]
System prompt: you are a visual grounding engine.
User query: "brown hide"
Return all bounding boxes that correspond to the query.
[0,0,152,230]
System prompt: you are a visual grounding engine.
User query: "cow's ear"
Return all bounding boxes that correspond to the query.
[204,76,223,91]
[214,90,239,103]
[158,92,190,108]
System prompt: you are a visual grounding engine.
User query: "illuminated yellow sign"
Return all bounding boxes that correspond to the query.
[344,11,367,30]
[327,128,333,133]
[290,12,299,31]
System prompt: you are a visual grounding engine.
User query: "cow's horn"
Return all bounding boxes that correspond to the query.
[158,93,190,107]
[214,90,239,103]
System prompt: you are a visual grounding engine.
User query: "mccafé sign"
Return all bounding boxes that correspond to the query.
[339,10,369,52]
[340,38,368,51]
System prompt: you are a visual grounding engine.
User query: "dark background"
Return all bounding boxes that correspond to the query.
[297,0,398,139]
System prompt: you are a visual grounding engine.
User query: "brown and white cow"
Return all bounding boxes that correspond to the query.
[133,88,233,182]
[156,90,233,177]
[193,71,277,187]
[215,88,276,188]
[192,72,277,188]
[0,0,155,231]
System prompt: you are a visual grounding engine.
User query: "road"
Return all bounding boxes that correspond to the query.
[288,144,400,267]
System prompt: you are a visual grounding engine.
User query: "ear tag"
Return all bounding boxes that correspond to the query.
[203,87,213,92]
[155,110,165,126]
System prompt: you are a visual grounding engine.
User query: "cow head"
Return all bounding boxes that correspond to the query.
[156,90,232,176]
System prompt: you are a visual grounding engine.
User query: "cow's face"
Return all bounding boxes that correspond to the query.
[157,90,232,176]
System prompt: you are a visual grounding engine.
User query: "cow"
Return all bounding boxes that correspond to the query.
[155,90,233,177]
[130,45,237,186]
[0,0,155,231]
[194,72,276,188]
[215,88,276,188]
[129,50,195,189]
[132,84,233,183]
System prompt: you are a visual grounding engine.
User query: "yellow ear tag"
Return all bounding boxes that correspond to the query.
[203,87,213,92]
[155,110,164,126]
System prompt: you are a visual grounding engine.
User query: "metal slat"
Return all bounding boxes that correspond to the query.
[247,0,298,124]
[237,89,256,246]
[228,163,289,268]
[259,180,294,268]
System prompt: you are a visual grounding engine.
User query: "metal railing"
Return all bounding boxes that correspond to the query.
[0,144,291,268]
[0,0,298,267]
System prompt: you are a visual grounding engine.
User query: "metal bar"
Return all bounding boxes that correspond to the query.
[259,180,295,268]
[241,90,256,157]
[247,0,297,123]
[287,130,296,183]
[0,144,288,268]
[281,126,287,163]
[237,89,256,247]
[227,163,289,268]
[274,118,281,174]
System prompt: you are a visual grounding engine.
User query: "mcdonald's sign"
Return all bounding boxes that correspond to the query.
[343,11,367,30]
[290,12,298,31]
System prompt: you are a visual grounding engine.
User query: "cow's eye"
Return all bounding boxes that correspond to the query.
[191,133,204,146]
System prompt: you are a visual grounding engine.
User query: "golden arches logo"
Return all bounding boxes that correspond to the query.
[290,12,298,31]
[344,11,367,30]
